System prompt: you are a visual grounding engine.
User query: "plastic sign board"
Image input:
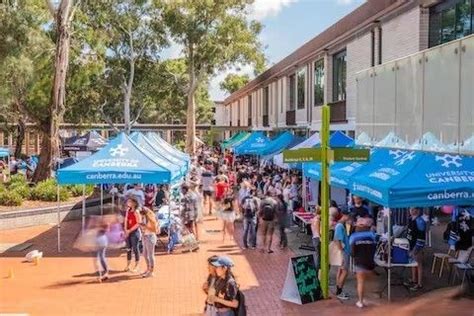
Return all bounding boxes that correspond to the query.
[330,148,370,162]
[283,148,322,163]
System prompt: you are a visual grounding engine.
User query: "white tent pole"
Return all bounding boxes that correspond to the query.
[100,184,104,215]
[387,207,392,302]
[82,185,86,232]
[57,184,61,252]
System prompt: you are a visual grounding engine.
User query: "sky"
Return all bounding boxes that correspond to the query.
[163,0,365,101]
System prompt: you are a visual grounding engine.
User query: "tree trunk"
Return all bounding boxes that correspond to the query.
[14,118,26,158]
[123,58,135,135]
[33,0,73,182]
[186,91,196,154]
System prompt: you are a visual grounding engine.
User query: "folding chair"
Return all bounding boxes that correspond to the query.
[431,247,457,278]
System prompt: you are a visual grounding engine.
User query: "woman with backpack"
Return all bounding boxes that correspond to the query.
[206,256,240,316]
[140,206,158,278]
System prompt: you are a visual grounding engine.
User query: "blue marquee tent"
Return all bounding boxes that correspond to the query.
[146,132,190,164]
[130,132,187,178]
[257,131,300,157]
[233,131,271,155]
[274,132,320,169]
[328,130,354,147]
[0,147,10,158]
[57,133,172,185]
[350,151,474,208]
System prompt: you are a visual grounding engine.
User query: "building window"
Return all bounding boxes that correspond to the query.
[263,86,269,115]
[288,74,296,110]
[297,68,306,109]
[378,26,382,64]
[429,0,473,47]
[371,29,375,67]
[314,59,324,106]
[333,50,347,102]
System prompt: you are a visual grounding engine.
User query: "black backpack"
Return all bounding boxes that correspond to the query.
[233,290,247,316]
[261,202,275,221]
[242,197,256,218]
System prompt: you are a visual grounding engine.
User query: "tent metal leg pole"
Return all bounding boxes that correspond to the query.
[57,184,61,253]
[100,184,103,215]
[387,207,392,302]
[82,185,86,232]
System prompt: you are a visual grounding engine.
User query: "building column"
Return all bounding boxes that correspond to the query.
[0,132,4,147]
[165,130,172,143]
[25,131,30,156]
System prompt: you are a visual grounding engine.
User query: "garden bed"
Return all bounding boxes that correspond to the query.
[0,196,85,213]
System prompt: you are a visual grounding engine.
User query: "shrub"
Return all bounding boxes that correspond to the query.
[0,190,23,206]
[9,182,31,199]
[9,174,27,185]
[67,184,94,197]
[31,179,70,202]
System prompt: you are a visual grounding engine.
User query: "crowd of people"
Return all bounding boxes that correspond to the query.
[0,155,38,181]
[75,143,433,313]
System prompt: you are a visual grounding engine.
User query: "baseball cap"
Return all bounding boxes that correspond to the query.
[211,256,234,268]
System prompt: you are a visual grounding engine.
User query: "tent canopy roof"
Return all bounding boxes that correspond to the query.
[57,133,172,185]
[233,131,271,155]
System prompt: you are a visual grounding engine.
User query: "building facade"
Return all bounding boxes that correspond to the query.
[221,0,474,139]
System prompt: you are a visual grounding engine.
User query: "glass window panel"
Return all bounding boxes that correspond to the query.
[263,86,269,115]
[288,74,296,110]
[333,50,347,102]
[441,7,456,43]
[314,59,324,106]
[456,0,472,38]
[297,68,305,109]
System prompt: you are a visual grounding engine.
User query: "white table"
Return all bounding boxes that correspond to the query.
[374,257,418,299]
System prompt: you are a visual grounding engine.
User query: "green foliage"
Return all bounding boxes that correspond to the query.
[220,73,250,94]
[0,190,23,206]
[67,184,94,197]
[9,182,31,200]
[9,174,27,185]
[31,179,70,202]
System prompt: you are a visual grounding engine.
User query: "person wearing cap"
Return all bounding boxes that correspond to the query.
[203,255,220,295]
[349,217,376,308]
[206,256,239,316]
[334,208,352,300]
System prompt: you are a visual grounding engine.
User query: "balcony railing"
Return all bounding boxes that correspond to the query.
[356,34,474,155]
[262,115,269,127]
[328,100,347,123]
[286,110,296,126]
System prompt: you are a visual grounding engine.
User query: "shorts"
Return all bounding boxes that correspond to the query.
[260,220,276,236]
[203,190,214,198]
[412,248,424,263]
[339,253,350,271]
[354,265,374,273]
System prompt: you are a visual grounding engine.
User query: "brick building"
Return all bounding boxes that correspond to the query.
[220,0,474,144]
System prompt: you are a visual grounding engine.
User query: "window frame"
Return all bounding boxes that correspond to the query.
[288,74,296,111]
[313,59,325,106]
[332,50,347,102]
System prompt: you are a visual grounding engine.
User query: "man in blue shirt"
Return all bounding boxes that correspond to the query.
[334,208,351,300]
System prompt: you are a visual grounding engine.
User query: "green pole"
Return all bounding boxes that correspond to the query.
[320,105,330,298]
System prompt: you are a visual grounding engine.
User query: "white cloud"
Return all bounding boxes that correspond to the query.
[250,0,298,20]
[209,64,255,101]
[336,0,363,5]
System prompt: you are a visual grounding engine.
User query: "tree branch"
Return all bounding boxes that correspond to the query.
[45,0,56,17]
[130,104,146,127]
[98,102,120,133]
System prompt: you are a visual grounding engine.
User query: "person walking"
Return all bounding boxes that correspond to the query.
[334,209,351,300]
[311,207,322,272]
[206,256,239,316]
[201,167,215,215]
[241,189,259,249]
[220,193,236,242]
[276,194,288,249]
[95,222,109,282]
[140,206,158,278]
[350,217,376,308]
[180,184,198,237]
[124,197,142,273]
[259,194,278,253]
[405,207,426,291]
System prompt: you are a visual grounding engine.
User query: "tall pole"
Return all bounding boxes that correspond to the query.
[320,105,330,299]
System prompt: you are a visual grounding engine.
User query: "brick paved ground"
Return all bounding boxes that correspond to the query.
[0,212,472,316]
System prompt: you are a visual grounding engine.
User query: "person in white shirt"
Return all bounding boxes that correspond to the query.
[123,184,145,207]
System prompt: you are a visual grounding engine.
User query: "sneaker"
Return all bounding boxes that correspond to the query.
[403,280,415,287]
[267,249,274,254]
[409,284,423,291]
[355,301,364,308]
[336,292,350,300]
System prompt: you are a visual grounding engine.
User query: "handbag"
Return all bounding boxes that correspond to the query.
[329,241,343,266]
